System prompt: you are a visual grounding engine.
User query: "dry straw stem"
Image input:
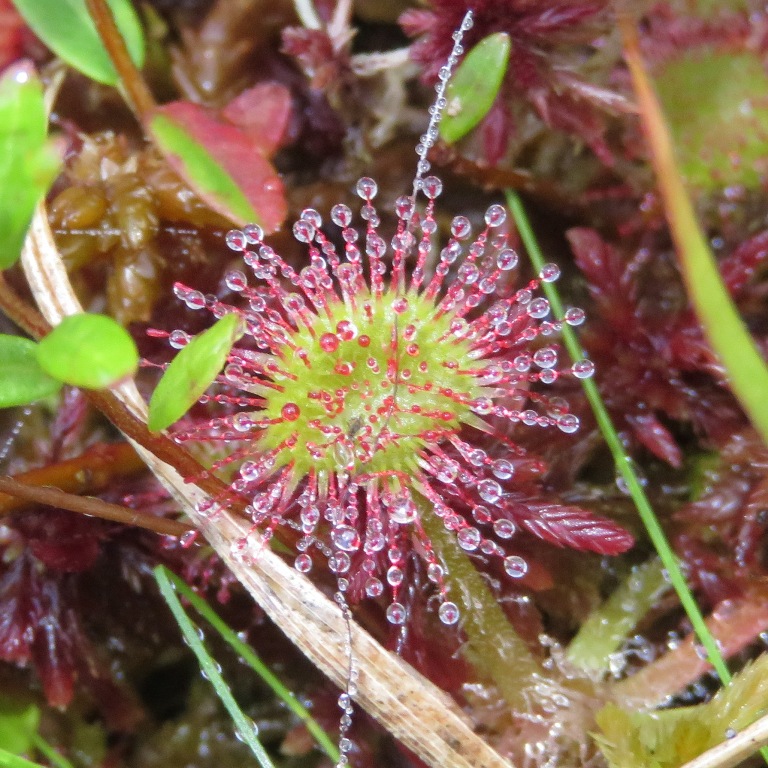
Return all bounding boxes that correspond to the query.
[20,203,513,768]
[680,712,768,768]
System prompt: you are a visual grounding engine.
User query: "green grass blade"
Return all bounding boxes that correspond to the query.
[506,188,731,688]
[0,749,46,768]
[620,15,768,448]
[153,566,276,768]
[31,736,74,768]
[160,567,339,762]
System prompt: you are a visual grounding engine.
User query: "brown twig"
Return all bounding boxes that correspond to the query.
[0,265,249,518]
[0,273,50,338]
[0,474,190,536]
[84,0,156,120]
[0,441,147,514]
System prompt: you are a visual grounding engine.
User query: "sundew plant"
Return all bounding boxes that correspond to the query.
[3,1,768,768]
[160,19,632,625]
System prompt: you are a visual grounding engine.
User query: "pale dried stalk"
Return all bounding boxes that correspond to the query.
[20,205,513,768]
[680,712,768,768]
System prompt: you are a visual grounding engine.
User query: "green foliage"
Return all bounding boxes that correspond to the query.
[0,698,39,755]
[567,558,670,672]
[160,568,340,762]
[148,313,242,431]
[439,32,510,144]
[656,49,768,190]
[36,314,139,389]
[595,654,768,767]
[0,335,61,407]
[0,749,47,768]
[11,0,145,86]
[0,64,60,269]
[148,113,264,227]
[153,566,276,768]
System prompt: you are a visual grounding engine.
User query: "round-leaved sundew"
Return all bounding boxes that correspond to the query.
[166,173,632,627]
[160,10,633,638]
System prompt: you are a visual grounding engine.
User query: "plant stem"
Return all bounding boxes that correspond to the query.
[614,585,768,706]
[84,0,156,119]
[0,442,146,514]
[0,273,50,338]
[418,498,539,710]
[506,188,732,688]
[567,557,669,673]
[0,475,190,536]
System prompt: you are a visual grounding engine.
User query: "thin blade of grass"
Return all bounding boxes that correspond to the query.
[619,13,768,447]
[161,567,339,762]
[506,188,731,688]
[31,736,74,768]
[0,750,46,768]
[153,566,276,768]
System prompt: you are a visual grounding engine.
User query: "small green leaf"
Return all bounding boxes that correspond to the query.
[0,335,61,407]
[36,314,138,389]
[11,0,145,86]
[148,313,242,432]
[0,697,39,755]
[0,64,60,269]
[148,112,267,227]
[439,32,511,144]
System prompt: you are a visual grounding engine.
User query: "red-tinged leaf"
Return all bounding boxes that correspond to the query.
[0,0,25,71]
[625,412,683,468]
[221,82,292,157]
[149,100,287,233]
[514,504,634,555]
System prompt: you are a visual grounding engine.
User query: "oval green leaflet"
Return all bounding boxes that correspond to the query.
[148,313,244,432]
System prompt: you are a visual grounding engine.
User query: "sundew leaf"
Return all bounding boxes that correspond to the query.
[655,49,768,190]
[36,314,138,389]
[148,102,287,232]
[148,313,242,432]
[0,63,60,269]
[0,335,61,407]
[594,654,768,767]
[439,32,511,144]
[11,0,145,86]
